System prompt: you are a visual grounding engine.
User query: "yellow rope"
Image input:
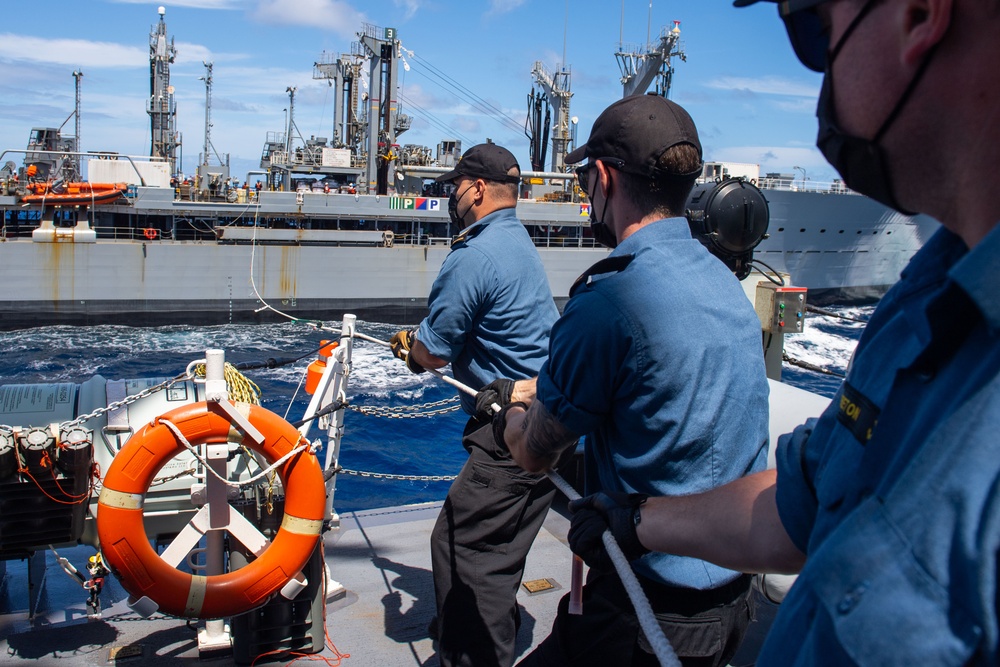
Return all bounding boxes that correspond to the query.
[192,362,262,405]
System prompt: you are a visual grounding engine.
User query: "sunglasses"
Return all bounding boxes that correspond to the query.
[574,158,625,196]
[778,0,830,72]
[780,0,880,73]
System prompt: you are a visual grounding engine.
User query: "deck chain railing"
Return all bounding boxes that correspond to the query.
[347,395,462,419]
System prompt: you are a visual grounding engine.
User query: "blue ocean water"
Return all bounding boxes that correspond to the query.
[0,307,871,513]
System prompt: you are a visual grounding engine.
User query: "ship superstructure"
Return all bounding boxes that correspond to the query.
[0,10,939,330]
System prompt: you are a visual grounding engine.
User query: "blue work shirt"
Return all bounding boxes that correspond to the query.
[417,207,558,414]
[537,218,770,589]
[766,223,1000,665]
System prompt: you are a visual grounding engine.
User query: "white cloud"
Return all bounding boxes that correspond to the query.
[0,34,145,68]
[393,0,423,21]
[706,145,835,181]
[773,97,818,113]
[488,0,527,16]
[251,0,367,40]
[705,75,819,98]
[110,0,241,8]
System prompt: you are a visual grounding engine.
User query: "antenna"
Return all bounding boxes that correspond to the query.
[619,0,624,47]
[647,0,653,46]
[562,0,568,70]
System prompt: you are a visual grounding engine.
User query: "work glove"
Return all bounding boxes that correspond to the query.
[491,401,527,455]
[389,329,425,374]
[475,378,515,419]
[568,491,649,569]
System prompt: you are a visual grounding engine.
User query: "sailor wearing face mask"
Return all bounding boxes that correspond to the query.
[390,142,564,667]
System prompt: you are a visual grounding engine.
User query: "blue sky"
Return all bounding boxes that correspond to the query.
[0,0,835,185]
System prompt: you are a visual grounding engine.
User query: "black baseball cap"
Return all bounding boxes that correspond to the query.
[733,0,830,72]
[565,93,703,179]
[436,143,521,184]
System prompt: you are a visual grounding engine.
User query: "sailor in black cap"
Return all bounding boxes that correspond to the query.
[493,93,770,666]
[390,142,566,667]
[562,1,1000,665]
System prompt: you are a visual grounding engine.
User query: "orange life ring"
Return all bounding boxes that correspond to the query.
[143,228,158,240]
[96,401,325,619]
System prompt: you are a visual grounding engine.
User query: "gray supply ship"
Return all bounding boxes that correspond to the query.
[0,12,939,330]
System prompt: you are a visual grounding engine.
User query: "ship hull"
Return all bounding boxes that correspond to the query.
[0,187,939,328]
[753,189,939,304]
[0,240,606,328]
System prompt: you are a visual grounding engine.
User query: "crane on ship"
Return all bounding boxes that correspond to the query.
[616,20,686,98]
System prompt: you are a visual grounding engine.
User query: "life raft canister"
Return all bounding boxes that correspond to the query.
[96,401,325,619]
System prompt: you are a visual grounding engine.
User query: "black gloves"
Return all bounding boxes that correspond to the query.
[568,491,650,569]
[389,329,425,374]
[475,378,515,418]
[491,400,527,454]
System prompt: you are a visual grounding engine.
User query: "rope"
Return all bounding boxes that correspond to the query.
[405,360,679,667]
[546,471,680,667]
[806,305,869,323]
[192,362,261,405]
[782,352,846,378]
[157,417,312,488]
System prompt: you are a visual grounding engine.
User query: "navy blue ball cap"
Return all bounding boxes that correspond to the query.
[566,93,702,179]
[436,143,521,184]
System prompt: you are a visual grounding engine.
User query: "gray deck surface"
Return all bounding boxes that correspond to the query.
[0,501,776,666]
[0,502,573,666]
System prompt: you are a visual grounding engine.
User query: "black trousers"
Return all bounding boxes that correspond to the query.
[431,417,568,667]
[518,564,754,667]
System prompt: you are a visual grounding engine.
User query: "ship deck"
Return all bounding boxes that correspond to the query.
[0,499,776,666]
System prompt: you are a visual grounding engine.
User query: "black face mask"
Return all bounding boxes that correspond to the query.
[589,180,617,249]
[448,184,474,229]
[815,0,937,215]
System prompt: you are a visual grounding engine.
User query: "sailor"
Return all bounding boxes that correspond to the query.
[389,142,565,667]
[495,94,770,666]
[566,1,1000,664]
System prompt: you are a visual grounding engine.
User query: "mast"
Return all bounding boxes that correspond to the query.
[72,70,82,154]
[72,70,83,178]
[285,86,296,157]
[200,62,213,167]
[148,5,180,175]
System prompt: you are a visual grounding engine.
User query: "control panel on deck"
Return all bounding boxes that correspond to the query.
[756,283,807,334]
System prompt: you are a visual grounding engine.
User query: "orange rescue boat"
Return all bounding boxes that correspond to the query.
[21,182,128,206]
